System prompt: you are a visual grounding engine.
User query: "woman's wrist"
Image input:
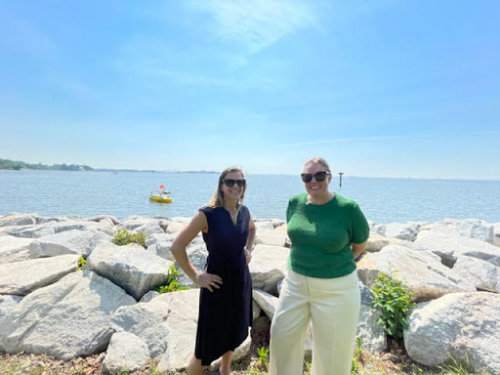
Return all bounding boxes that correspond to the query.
[244,244,255,253]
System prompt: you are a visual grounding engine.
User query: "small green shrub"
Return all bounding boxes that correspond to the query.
[77,256,86,271]
[156,264,189,294]
[256,346,269,368]
[303,354,312,375]
[351,336,363,374]
[113,229,146,248]
[370,267,416,339]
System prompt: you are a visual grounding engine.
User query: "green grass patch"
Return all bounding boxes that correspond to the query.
[155,264,189,294]
[113,228,146,248]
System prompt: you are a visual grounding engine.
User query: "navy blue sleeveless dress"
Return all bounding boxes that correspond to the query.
[195,205,253,366]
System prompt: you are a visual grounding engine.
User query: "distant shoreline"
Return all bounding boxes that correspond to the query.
[0,157,219,173]
[0,168,219,174]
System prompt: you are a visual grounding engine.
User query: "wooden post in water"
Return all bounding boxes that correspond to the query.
[338,172,344,187]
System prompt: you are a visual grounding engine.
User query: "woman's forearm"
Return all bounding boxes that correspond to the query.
[352,241,367,259]
[170,242,199,283]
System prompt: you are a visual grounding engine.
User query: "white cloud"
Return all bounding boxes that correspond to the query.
[189,0,317,54]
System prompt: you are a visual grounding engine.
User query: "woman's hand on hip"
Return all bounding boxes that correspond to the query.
[196,268,223,292]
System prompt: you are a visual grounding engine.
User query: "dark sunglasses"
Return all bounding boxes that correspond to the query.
[301,171,329,183]
[222,179,246,187]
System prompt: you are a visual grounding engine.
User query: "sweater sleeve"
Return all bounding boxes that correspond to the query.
[349,202,370,244]
[286,195,298,224]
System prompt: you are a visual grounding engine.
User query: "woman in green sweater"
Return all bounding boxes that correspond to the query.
[269,156,369,375]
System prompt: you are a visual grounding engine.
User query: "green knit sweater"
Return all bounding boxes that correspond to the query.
[286,192,370,278]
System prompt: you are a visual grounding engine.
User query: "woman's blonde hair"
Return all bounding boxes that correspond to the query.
[303,156,332,173]
[206,166,246,207]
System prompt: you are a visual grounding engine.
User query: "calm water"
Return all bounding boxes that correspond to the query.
[0,170,499,224]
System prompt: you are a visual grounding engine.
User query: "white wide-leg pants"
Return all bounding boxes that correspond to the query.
[269,269,360,375]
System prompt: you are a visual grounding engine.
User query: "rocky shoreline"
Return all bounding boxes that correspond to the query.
[1,213,499,374]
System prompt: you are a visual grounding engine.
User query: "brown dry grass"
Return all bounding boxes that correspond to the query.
[0,348,441,375]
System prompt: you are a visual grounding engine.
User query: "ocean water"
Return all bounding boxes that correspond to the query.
[0,170,499,224]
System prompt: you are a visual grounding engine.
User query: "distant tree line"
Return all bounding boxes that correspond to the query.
[0,158,93,171]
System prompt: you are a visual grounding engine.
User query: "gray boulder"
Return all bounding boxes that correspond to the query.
[112,294,171,358]
[375,222,422,241]
[86,242,172,300]
[28,229,111,259]
[0,271,136,359]
[0,235,32,264]
[493,222,500,247]
[409,233,500,267]
[0,254,79,295]
[249,245,289,294]
[452,255,500,293]
[254,228,288,247]
[405,292,500,374]
[366,233,402,253]
[0,295,23,323]
[357,283,386,353]
[101,332,150,374]
[357,245,475,302]
[0,213,37,227]
[418,219,494,243]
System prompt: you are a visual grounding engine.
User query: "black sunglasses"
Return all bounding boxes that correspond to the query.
[301,171,329,183]
[222,179,246,187]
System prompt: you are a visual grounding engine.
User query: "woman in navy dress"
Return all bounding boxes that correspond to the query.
[171,166,256,375]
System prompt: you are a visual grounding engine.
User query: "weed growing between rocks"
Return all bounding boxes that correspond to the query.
[156,264,189,293]
[370,266,416,340]
[77,255,86,271]
[113,229,146,248]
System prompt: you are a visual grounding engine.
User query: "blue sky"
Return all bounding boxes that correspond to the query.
[1,0,499,179]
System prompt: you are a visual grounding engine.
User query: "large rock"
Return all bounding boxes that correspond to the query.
[375,222,422,241]
[452,255,500,293]
[409,233,500,267]
[146,231,205,266]
[88,215,121,226]
[0,271,136,359]
[249,245,289,294]
[254,220,275,231]
[418,219,494,243]
[254,229,288,247]
[366,233,402,253]
[155,290,205,371]
[7,219,114,239]
[28,229,111,259]
[86,242,172,300]
[112,293,171,358]
[252,289,277,321]
[120,217,167,234]
[357,245,475,302]
[405,292,500,374]
[493,222,500,247]
[0,236,32,264]
[0,254,80,295]
[357,283,386,353]
[101,332,150,374]
[0,213,37,227]
[176,244,208,288]
[0,295,23,323]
